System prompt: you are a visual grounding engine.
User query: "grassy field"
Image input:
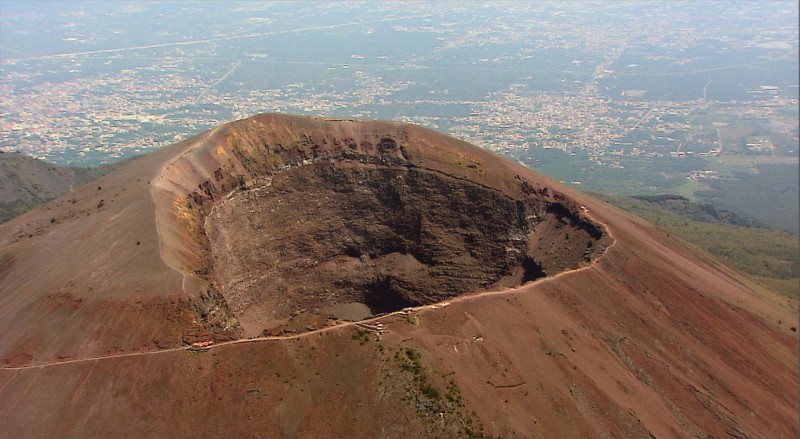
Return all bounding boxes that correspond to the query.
[596,193,799,299]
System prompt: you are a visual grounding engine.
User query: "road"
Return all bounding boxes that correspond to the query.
[0,311,404,371]
[1,209,615,372]
[615,48,798,78]
[11,15,432,62]
[197,58,244,101]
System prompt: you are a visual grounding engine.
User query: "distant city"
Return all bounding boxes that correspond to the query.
[1,0,797,231]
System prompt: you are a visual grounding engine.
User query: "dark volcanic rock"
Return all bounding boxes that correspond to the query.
[207,162,543,317]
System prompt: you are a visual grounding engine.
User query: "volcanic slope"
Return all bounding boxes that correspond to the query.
[0,114,796,439]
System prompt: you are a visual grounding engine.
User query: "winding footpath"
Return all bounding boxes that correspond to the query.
[1,209,615,372]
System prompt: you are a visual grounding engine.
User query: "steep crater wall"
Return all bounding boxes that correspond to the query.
[206,163,546,318]
[153,115,609,336]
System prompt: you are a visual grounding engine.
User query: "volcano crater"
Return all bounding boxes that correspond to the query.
[154,115,609,335]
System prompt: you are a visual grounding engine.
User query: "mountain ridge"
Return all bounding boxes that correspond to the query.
[0,151,116,223]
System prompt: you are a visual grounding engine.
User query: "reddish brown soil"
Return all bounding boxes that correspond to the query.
[0,114,796,438]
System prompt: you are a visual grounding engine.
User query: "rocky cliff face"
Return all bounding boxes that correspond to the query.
[153,114,609,335]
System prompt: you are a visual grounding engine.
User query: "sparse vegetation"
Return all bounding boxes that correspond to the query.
[391,347,493,439]
[351,329,371,345]
[597,193,799,299]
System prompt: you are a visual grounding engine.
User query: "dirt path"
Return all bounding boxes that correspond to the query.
[1,210,615,372]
